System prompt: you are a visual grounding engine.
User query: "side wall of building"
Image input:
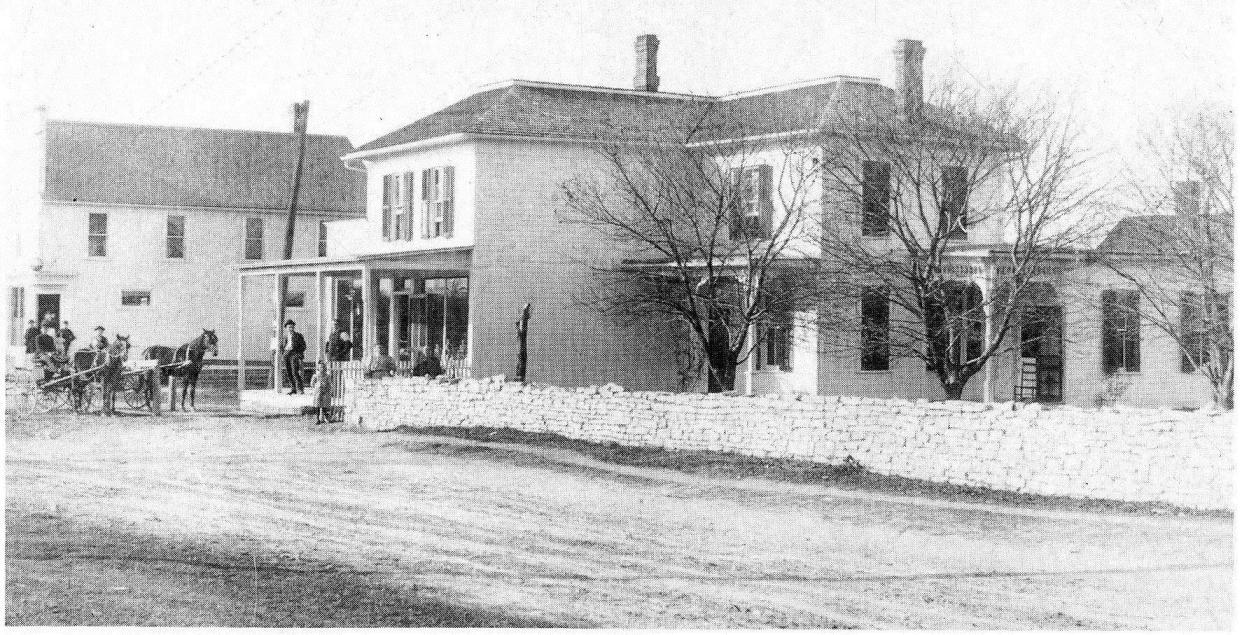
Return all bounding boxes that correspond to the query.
[31,202,349,363]
[470,139,683,390]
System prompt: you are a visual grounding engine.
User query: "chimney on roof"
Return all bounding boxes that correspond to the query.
[1173,180,1202,217]
[893,39,925,120]
[634,34,660,92]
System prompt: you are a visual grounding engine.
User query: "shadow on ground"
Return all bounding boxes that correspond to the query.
[5,510,565,627]
[390,424,1229,519]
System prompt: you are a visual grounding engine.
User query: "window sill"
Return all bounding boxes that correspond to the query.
[753,368,793,374]
[856,369,892,374]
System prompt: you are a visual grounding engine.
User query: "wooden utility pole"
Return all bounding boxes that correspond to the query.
[515,303,531,383]
[276,101,310,390]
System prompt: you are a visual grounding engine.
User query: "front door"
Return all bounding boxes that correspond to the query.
[36,294,60,328]
[1021,305,1064,402]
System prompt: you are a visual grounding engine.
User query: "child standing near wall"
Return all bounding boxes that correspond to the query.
[311,359,333,425]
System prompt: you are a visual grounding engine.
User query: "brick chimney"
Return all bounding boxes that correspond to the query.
[634,34,660,92]
[1174,180,1202,216]
[893,39,925,120]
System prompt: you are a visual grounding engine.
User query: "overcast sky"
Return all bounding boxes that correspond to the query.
[3,0,1233,151]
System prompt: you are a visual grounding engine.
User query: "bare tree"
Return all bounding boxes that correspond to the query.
[560,102,822,392]
[1097,106,1233,408]
[817,79,1103,399]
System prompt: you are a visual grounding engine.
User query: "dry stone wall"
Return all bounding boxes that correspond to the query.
[344,375,1232,510]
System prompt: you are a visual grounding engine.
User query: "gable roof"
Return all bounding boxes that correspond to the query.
[355,82,712,152]
[1097,214,1233,253]
[44,120,365,213]
[354,77,900,153]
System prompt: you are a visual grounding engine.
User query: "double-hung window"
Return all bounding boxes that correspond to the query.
[244,218,263,260]
[755,312,792,371]
[166,215,185,259]
[730,165,772,239]
[861,161,891,237]
[88,213,108,257]
[318,221,328,257]
[941,166,968,240]
[861,287,890,370]
[1180,291,1229,372]
[1101,289,1140,373]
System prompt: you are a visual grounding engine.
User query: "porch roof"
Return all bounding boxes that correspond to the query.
[237,246,473,276]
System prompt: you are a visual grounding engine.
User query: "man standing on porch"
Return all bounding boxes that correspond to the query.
[281,320,307,395]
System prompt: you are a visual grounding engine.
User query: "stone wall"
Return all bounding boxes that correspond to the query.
[344,375,1233,510]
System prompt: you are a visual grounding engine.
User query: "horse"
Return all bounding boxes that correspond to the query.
[96,336,130,416]
[143,329,218,412]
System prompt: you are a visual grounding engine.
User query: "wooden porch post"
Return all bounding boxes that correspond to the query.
[273,273,283,392]
[236,273,246,396]
[314,270,324,364]
[362,265,375,356]
[979,275,995,404]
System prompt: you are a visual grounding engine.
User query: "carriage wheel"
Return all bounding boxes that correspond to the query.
[11,378,38,420]
[122,374,150,410]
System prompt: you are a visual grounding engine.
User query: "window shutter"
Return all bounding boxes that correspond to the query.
[381,174,393,240]
[1101,289,1120,373]
[420,168,432,238]
[758,165,773,239]
[403,172,415,240]
[728,169,743,240]
[1122,290,1140,372]
[778,325,792,372]
[442,166,455,238]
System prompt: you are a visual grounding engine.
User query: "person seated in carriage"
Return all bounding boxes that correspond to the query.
[34,325,70,383]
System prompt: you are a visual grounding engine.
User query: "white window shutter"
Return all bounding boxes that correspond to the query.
[443,166,455,237]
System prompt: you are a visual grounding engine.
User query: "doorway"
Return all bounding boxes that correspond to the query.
[1020,305,1064,403]
[36,294,60,328]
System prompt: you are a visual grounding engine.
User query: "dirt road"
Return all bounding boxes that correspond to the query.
[5,413,1232,628]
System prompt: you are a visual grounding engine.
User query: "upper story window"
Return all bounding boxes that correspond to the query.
[861,286,890,371]
[861,161,891,237]
[244,217,263,260]
[88,213,108,257]
[318,221,328,257]
[1102,289,1140,373]
[940,166,968,240]
[421,166,455,238]
[166,215,185,259]
[730,165,772,240]
[382,172,416,241]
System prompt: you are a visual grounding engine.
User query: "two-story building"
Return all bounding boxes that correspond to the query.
[238,36,1226,409]
[5,118,365,371]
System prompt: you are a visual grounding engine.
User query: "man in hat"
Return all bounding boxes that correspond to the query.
[91,326,109,351]
[60,321,76,353]
[280,320,307,395]
[23,319,39,365]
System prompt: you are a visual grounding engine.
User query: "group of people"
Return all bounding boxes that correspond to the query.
[24,314,113,371]
[276,320,446,425]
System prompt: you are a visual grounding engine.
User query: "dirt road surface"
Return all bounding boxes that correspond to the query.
[6,413,1232,628]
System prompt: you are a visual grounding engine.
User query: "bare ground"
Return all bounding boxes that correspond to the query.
[5,409,1233,628]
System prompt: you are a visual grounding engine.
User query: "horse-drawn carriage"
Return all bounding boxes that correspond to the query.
[9,336,159,418]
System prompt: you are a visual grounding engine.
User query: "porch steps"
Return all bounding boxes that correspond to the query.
[238,389,315,416]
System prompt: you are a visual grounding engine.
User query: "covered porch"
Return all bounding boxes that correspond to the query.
[235,247,473,398]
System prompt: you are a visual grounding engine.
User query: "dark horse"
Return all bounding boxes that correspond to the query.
[143,329,218,411]
[96,336,131,416]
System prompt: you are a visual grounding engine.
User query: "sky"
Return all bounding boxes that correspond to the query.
[2,0,1233,147]
[0,0,1234,249]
